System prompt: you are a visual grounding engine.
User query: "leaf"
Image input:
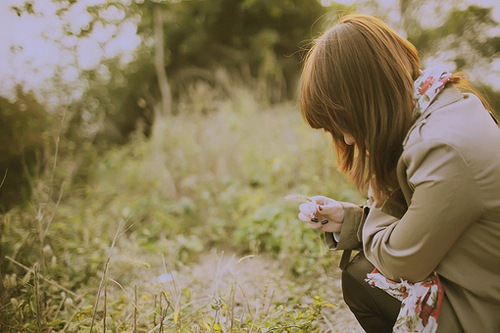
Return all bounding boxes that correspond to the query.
[48,320,66,328]
[203,318,211,330]
[10,6,22,17]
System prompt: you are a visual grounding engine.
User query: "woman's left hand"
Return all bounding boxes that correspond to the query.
[298,196,344,233]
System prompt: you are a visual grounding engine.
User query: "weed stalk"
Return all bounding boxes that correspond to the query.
[153,294,157,327]
[134,285,137,333]
[159,292,163,333]
[34,263,41,333]
[104,274,107,333]
[90,220,125,333]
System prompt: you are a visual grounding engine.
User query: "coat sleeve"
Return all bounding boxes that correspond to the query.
[363,140,484,283]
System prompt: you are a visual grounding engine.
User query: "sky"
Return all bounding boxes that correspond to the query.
[0,0,500,105]
[323,0,500,23]
[0,0,141,104]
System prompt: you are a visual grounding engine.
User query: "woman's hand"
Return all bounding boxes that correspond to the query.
[298,196,344,233]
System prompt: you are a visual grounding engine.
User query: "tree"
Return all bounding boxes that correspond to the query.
[402,2,500,115]
[334,0,500,115]
[0,90,52,212]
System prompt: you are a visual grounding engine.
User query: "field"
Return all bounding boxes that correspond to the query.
[1,87,364,332]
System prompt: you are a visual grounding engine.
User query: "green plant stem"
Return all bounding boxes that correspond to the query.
[34,263,41,333]
[134,285,137,333]
[90,220,124,333]
[262,324,308,332]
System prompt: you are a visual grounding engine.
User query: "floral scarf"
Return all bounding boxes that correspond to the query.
[365,66,449,333]
[366,268,444,332]
[412,65,452,118]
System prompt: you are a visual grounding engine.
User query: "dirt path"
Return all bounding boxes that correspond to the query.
[142,250,364,332]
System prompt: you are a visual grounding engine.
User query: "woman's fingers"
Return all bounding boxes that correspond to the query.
[309,196,344,223]
[307,221,342,233]
[298,196,344,232]
[318,202,344,222]
[298,212,312,222]
[324,221,343,233]
[309,196,328,205]
[308,221,322,229]
[299,202,316,218]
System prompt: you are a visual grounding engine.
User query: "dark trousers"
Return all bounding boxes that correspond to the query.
[341,252,402,333]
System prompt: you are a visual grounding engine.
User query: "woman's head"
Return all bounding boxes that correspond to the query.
[300,13,420,198]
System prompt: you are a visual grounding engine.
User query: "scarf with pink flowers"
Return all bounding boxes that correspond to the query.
[366,268,444,333]
[365,66,450,333]
[412,65,452,118]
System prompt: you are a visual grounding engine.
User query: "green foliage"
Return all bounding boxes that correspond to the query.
[0,90,55,211]
[4,0,330,150]
[7,1,500,331]
[405,4,500,72]
[235,203,335,277]
[143,0,325,76]
[0,85,359,331]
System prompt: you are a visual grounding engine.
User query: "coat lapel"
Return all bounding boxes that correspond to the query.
[382,86,464,219]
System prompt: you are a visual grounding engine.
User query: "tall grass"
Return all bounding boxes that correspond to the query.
[0,85,363,332]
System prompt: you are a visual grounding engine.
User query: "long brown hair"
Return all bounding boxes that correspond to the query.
[300,13,420,201]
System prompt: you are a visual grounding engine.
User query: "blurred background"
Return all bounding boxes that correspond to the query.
[0,0,499,331]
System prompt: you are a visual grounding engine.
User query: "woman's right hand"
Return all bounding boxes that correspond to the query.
[298,196,344,233]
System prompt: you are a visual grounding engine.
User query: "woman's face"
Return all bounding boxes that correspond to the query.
[343,133,356,145]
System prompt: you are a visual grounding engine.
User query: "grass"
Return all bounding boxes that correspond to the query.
[0,86,364,332]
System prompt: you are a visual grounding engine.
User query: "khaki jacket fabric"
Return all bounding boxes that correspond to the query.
[326,86,500,332]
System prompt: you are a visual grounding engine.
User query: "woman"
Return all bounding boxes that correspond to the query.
[298,13,500,333]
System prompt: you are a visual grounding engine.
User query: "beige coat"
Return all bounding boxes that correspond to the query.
[326,86,500,332]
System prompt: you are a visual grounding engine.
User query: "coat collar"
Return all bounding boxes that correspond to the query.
[403,85,463,147]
